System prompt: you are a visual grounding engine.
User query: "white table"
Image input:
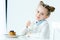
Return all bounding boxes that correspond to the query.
[0,29,60,40]
[0,34,50,40]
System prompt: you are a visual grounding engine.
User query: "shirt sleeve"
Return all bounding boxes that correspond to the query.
[39,21,50,39]
[20,28,29,36]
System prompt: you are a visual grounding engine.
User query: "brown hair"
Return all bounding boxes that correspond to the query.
[39,1,55,16]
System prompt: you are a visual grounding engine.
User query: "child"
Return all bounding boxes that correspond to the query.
[21,1,55,40]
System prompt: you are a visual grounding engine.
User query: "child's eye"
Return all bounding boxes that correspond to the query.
[41,13,44,15]
[37,11,39,13]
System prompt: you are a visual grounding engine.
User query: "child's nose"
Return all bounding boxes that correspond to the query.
[37,13,40,16]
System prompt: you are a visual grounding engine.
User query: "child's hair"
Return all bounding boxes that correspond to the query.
[39,1,55,16]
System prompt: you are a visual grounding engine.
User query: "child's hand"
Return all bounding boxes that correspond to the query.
[26,20,31,28]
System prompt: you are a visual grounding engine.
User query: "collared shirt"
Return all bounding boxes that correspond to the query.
[22,19,50,39]
[28,19,46,33]
[35,19,45,26]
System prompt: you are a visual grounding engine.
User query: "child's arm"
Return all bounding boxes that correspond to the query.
[20,28,29,36]
[40,21,50,39]
[20,20,31,36]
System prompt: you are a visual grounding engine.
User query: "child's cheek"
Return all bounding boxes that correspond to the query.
[40,16,45,19]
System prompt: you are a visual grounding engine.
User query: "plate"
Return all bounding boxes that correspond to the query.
[4,34,20,38]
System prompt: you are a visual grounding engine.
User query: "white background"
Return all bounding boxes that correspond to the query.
[0,0,6,35]
[0,0,60,40]
[7,0,60,34]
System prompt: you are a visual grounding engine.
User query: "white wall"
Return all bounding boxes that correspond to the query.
[7,0,60,34]
[7,0,39,34]
[0,0,60,40]
[0,0,60,36]
[0,0,6,35]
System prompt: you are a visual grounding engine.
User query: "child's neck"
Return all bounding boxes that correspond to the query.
[37,19,45,21]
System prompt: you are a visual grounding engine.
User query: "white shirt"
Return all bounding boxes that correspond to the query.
[22,20,50,40]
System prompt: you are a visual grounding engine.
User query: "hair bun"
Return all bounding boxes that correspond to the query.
[40,1,44,5]
[49,6,55,12]
[39,1,55,12]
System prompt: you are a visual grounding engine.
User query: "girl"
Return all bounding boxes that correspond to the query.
[21,1,55,40]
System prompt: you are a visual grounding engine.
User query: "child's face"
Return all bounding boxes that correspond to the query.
[35,5,49,21]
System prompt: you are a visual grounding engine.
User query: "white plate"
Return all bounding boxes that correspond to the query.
[4,34,20,38]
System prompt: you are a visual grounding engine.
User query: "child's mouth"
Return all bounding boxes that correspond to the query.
[37,17,40,19]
